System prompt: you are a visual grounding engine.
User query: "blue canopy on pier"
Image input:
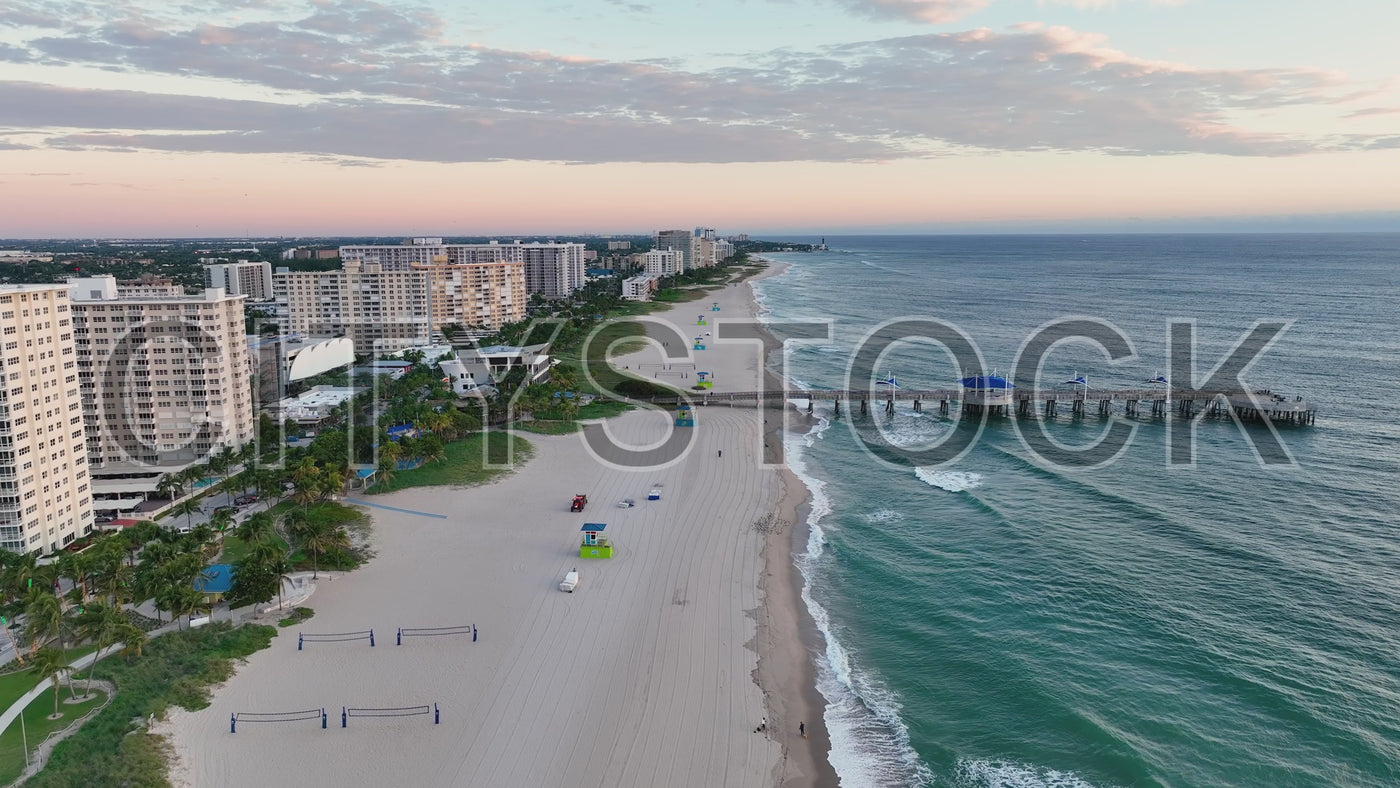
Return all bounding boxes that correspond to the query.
[1063,376,1088,386]
[961,375,1014,389]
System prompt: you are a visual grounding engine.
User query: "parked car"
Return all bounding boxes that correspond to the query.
[234,495,259,506]
[214,505,237,516]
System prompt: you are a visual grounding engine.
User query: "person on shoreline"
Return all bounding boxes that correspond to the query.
[799,721,806,739]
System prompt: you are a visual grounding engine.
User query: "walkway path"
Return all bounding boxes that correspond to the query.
[341,499,447,519]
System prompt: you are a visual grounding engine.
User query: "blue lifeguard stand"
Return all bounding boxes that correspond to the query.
[676,405,695,427]
[697,371,713,389]
[712,302,721,312]
[693,336,705,350]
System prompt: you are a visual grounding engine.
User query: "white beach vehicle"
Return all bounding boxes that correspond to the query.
[618,499,636,508]
[559,568,579,593]
[648,489,662,501]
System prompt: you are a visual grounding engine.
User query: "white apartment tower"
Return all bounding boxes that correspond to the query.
[0,286,94,553]
[274,263,432,352]
[68,276,255,518]
[340,239,584,298]
[205,260,274,301]
[642,249,684,277]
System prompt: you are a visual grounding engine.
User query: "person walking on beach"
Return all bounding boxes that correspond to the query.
[800,721,806,739]
[718,449,722,458]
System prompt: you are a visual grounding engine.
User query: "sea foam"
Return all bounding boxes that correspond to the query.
[915,468,986,492]
[787,421,936,787]
[954,758,1108,788]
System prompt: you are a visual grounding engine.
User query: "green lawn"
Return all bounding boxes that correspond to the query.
[23,623,276,788]
[514,420,582,435]
[218,533,289,565]
[0,685,108,785]
[368,432,533,493]
[0,644,100,713]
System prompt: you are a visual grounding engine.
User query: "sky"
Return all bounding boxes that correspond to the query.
[1,0,1398,237]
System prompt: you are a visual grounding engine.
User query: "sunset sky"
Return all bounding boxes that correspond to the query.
[1,0,1398,237]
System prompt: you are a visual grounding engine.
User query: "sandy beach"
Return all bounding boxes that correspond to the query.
[161,265,835,787]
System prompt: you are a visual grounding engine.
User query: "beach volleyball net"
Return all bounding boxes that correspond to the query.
[299,629,375,649]
[396,624,477,645]
[231,708,326,732]
[341,703,440,726]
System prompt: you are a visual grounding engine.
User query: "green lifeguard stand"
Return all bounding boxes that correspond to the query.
[712,302,721,312]
[580,523,613,559]
[697,372,713,389]
[697,314,707,326]
[693,336,705,350]
[676,405,695,427]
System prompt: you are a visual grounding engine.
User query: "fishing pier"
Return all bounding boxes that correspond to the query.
[632,380,1316,425]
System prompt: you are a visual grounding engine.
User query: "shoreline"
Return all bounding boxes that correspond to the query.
[746,262,839,787]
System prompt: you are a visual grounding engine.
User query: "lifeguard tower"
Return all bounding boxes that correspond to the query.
[676,404,695,427]
[712,302,721,312]
[693,336,705,350]
[697,371,713,389]
[580,523,613,559]
[697,314,707,326]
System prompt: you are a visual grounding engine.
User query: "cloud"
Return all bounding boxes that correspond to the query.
[832,0,991,23]
[829,0,1189,23]
[0,5,1387,163]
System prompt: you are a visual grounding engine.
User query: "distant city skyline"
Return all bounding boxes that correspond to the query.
[1,1,1398,236]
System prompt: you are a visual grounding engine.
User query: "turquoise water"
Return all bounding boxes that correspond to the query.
[754,236,1400,787]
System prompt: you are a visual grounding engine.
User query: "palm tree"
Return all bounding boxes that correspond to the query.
[29,648,68,718]
[251,546,295,610]
[291,477,322,510]
[170,498,201,532]
[56,550,94,607]
[155,472,178,501]
[114,620,147,658]
[208,508,234,535]
[74,603,123,695]
[170,586,207,629]
[23,591,63,656]
[298,521,350,580]
[97,549,137,608]
[235,511,278,546]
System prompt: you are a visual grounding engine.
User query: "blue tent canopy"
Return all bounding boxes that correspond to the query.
[961,375,1014,389]
[1063,376,1088,386]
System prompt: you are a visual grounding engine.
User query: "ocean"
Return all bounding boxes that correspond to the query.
[752,235,1400,787]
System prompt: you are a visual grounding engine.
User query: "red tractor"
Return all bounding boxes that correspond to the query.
[570,493,588,512]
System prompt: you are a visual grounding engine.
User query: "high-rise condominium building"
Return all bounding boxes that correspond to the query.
[641,249,684,277]
[68,276,255,518]
[654,230,695,272]
[275,263,432,352]
[205,260,275,301]
[421,262,528,330]
[0,285,94,554]
[340,239,584,298]
[276,258,525,348]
